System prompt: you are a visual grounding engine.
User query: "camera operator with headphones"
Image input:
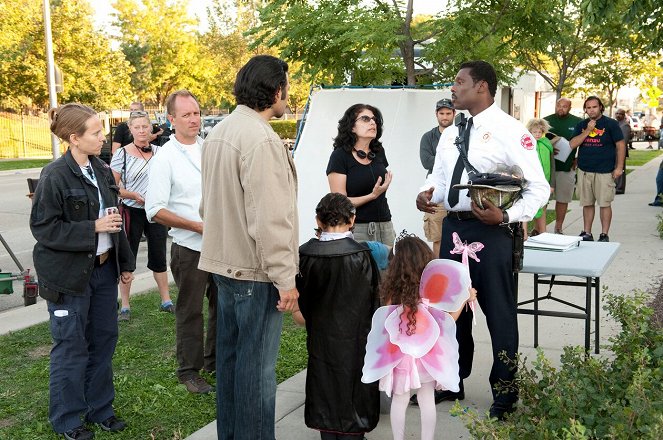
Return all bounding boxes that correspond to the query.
[327,104,395,246]
[569,96,625,242]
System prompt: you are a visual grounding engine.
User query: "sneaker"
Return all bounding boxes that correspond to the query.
[598,233,609,242]
[180,375,212,394]
[579,231,594,241]
[98,416,127,432]
[62,426,94,440]
[117,309,130,322]
[160,303,175,313]
[554,228,563,234]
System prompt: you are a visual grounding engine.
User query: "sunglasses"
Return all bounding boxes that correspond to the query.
[355,115,378,123]
[129,111,149,118]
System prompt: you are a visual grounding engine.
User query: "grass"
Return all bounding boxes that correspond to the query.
[0,289,307,439]
[626,149,663,166]
[0,159,51,171]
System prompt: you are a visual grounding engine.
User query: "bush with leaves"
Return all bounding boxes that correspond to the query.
[270,120,298,139]
[452,292,663,439]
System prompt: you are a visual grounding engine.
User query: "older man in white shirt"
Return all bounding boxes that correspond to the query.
[145,90,216,394]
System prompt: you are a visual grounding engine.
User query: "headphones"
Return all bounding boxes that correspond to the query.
[584,96,605,113]
[138,145,153,153]
[353,148,376,160]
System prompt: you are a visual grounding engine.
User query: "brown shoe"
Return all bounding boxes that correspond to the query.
[179,375,212,394]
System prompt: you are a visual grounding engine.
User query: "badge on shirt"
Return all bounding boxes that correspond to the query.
[482,132,491,142]
[521,134,534,150]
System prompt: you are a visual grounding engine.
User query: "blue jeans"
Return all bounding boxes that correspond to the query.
[47,258,119,433]
[213,275,283,440]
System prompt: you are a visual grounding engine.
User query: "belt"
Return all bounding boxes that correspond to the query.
[447,211,476,221]
[95,250,111,267]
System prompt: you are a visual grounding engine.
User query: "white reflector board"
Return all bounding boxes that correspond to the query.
[294,87,453,247]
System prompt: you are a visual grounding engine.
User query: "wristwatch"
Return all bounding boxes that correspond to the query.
[501,210,510,225]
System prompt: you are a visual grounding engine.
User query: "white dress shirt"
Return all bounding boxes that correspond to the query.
[424,102,550,223]
[145,135,204,252]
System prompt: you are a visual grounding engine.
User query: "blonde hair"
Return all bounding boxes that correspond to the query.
[127,111,151,127]
[526,118,550,134]
[48,103,97,143]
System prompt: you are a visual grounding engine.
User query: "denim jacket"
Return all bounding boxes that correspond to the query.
[30,150,135,298]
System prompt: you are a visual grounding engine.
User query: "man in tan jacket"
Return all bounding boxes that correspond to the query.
[199,55,299,440]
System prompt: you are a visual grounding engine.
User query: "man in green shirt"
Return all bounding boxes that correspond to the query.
[544,97,582,233]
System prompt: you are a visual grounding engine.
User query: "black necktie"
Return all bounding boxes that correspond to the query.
[448,117,473,208]
[85,165,95,181]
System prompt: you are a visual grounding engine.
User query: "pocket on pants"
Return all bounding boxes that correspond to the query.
[234,281,254,299]
[50,311,80,341]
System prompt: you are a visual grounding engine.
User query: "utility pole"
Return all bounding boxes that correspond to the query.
[43,0,60,160]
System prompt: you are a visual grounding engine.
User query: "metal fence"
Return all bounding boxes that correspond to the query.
[0,112,60,159]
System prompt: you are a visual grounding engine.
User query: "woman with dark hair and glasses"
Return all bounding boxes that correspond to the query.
[110,111,173,321]
[327,104,395,245]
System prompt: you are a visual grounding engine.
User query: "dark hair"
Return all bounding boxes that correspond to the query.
[380,235,434,336]
[165,90,199,115]
[460,60,497,97]
[315,193,356,228]
[233,55,289,111]
[583,96,605,113]
[332,104,384,154]
[48,103,97,143]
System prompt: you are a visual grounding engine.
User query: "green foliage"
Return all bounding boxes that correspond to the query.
[0,0,133,110]
[656,213,663,240]
[0,290,307,438]
[452,293,663,438]
[113,0,210,106]
[582,0,663,52]
[270,119,297,139]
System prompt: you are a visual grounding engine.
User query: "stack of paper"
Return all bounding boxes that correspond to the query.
[525,233,582,252]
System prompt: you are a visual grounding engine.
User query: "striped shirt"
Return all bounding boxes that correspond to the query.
[110,145,159,208]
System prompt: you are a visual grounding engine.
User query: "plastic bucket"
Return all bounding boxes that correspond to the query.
[0,272,13,295]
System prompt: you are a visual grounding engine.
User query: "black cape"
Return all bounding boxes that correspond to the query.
[296,237,381,434]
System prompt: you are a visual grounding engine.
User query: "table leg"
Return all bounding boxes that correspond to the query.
[534,274,539,348]
[595,277,600,354]
[584,277,591,353]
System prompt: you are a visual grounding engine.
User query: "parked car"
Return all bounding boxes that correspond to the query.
[629,116,644,141]
[201,115,226,138]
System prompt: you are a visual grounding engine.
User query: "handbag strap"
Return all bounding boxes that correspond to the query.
[454,115,480,178]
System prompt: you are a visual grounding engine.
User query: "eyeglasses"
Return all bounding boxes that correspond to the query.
[355,115,378,123]
[129,111,149,118]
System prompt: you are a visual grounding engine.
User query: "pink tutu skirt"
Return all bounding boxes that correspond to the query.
[378,355,441,397]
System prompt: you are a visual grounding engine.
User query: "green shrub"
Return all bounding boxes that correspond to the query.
[657,213,663,239]
[452,292,663,439]
[270,120,297,139]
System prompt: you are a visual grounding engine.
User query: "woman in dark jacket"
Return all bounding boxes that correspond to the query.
[30,103,135,440]
[295,193,380,439]
[327,104,395,246]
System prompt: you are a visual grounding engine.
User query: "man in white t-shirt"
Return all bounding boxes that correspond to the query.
[145,90,217,394]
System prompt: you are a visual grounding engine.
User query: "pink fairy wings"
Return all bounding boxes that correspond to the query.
[419,258,472,313]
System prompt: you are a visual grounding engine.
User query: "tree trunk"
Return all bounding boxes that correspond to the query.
[401,0,416,86]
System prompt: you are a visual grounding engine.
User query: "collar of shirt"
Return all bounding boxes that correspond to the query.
[318,231,354,242]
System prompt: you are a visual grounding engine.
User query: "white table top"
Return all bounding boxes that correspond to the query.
[521,241,621,278]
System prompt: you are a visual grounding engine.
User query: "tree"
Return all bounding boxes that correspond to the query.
[0,0,132,110]
[249,0,575,87]
[582,0,663,51]
[575,49,662,116]
[113,0,210,106]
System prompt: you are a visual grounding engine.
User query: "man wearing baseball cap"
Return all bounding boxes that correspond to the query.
[419,98,455,259]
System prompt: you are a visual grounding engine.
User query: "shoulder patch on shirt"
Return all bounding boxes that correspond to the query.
[521,134,534,150]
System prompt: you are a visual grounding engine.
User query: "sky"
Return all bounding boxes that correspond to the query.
[90,0,446,34]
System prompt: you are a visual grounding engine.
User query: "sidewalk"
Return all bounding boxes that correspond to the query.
[1,160,661,440]
[186,158,663,439]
